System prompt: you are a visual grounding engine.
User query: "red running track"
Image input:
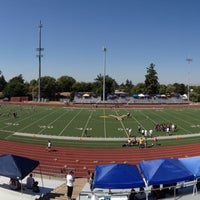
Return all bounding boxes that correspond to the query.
[0,140,199,177]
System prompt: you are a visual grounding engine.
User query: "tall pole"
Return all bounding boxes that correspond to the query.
[186,58,192,102]
[36,21,44,102]
[102,47,107,103]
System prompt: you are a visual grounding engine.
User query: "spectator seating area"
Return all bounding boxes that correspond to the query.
[73,94,188,105]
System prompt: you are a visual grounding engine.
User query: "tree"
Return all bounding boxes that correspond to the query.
[119,79,134,94]
[57,75,76,92]
[0,71,7,91]
[40,76,57,100]
[29,79,38,100]
[94,74,118,98]
[173,83,186,95]
[159,84,167,94]
[133,83,146,94]
[144,63,159,94]
[166,84,176,94]
[3,75,28,98]
[72,82,94,92]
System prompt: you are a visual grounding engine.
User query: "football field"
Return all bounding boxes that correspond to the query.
[0,104,200,141]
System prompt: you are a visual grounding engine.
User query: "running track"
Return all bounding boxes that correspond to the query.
[0,140,199,177]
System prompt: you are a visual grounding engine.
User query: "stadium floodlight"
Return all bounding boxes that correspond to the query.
[102,47,107,103]
[186,58,192,102]
[36,20,44,102]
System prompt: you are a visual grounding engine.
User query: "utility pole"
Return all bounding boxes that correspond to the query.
[186,58,192,102]
[36,20,44,102]
[102,47,107,103]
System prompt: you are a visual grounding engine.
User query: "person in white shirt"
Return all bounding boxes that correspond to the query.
[66,171,75,200]
[128,128,132,137]
[47,140,52,151]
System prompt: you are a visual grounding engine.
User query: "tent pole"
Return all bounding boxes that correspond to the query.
[39,165,44,187]
[173,186,176,200]
[20,180,23,194]
[192,179,197,195]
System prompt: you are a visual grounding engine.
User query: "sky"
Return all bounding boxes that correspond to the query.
[0,0,200,85]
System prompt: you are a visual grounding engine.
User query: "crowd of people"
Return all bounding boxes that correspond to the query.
[125,122,177,148]
[155,123,176,134]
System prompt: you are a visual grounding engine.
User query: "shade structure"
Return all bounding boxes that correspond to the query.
[179,156,200,178]
[0,154,39,180]
[139,158,195,186]
[83,93,90,97]
[138,93,144,98]
[93,163,145,189]
[132,93,138,98]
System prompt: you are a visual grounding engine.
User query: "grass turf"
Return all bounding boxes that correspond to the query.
[0,104,200,148]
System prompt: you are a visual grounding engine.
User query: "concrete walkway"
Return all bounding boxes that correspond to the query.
[37,178,87,200]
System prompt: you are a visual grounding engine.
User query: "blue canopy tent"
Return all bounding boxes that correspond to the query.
[179,156,200,178]
[139,158,195,186]
[93,163,145,189]
[132,94,138,98]
[179,156,200,195]
[0,154,39,180]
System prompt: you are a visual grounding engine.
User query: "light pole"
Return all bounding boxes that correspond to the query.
[186,58,192,102]
[36,20,44,102]
[102,47,107,103]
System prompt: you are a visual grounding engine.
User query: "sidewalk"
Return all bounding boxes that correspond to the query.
[0,175,65,200]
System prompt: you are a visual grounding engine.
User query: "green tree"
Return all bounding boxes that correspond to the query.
[40,76,57,100]
[144,63,159,94]
[166,84,176,94]
[173,83,186,95]
[72,82,94,92]
[3,74,28,98]
[94,74,118,98]
[119,79,134,94]
[29,79,38,100]
[159,84,167,94]
[57,75,76,92]
[0,71,7,91]
[133,83,145,94]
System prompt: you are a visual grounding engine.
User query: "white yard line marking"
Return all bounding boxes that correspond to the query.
[37,109,71,134]
[114,110,129,138]
[17,109,59,132]
[58,109,83,136]
[160,110,192,133]
[81,110,94,137]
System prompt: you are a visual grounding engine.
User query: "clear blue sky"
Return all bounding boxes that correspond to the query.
[0,0,199,85]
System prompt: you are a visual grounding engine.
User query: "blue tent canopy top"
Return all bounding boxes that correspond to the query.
[0,154,39,180]
[139,158,195,186]
[93,163,145,189]
[179,156,200,178]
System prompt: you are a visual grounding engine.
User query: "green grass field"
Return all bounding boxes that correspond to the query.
[0,104,200,148]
